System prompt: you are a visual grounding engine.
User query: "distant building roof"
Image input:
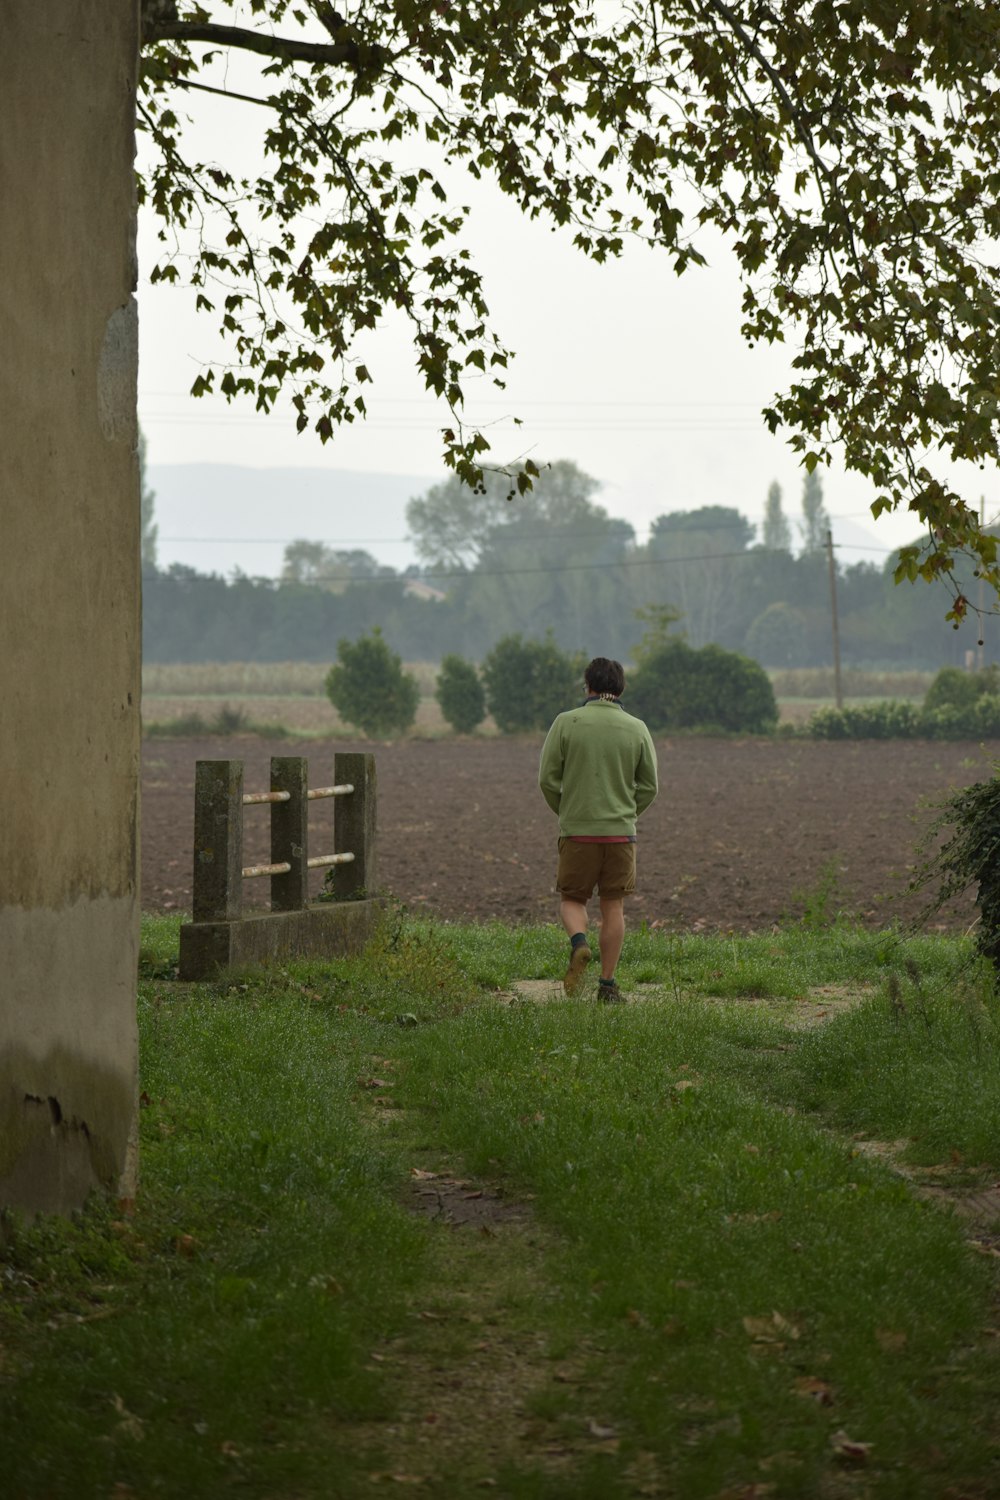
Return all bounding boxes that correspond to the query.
[403,578,447,603]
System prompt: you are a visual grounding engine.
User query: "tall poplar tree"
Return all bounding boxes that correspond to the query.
[762,481,791,552]
[800,470,830,555]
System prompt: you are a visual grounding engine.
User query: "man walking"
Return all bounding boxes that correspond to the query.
[538,657,658,1001]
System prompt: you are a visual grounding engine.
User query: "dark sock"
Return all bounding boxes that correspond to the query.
[570,932,588,950]
[599,976,616,988]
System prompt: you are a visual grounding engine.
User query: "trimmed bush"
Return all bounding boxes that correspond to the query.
[805,693,1000,740]
[325,628,420,737]
[923,663,999,713]
[435,655,486,734]
[628,640,778,734]
[806,701,920,740]
[482,634,580,733]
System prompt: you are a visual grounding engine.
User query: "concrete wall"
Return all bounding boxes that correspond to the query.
[0,3,141,1213]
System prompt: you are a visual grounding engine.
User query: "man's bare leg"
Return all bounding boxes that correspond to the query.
[560,898,591,993]
[598,897,625,980]
[560,898,589,938]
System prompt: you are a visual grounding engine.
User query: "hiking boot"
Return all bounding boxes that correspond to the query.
[597,980,625,1004]
[563,942,592,995]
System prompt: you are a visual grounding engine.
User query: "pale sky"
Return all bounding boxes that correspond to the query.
[136,55,1000,580]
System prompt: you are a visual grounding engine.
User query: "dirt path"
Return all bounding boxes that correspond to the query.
[345,995,999,1494]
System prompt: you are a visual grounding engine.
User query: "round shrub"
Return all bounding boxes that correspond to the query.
[628,640,778,734]
[745,602,809,668]
[325,628,420,738]
[482,634,580,733]
[435,655,486,734]
[975,694,1000,736]
[923,666,979,713]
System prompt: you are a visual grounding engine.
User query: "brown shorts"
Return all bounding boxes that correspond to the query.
[556,839,636,902]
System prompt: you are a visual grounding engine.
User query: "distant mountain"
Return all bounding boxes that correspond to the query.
[147,463,438,578]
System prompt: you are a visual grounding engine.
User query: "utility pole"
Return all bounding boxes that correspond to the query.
[825,528,843,709]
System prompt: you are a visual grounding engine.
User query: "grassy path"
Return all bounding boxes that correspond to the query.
[2,919,1000,1497]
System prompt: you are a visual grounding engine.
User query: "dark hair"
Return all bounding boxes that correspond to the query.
[585,657,625,697]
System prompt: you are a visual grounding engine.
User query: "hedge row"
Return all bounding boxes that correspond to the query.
[806,695,1000,740]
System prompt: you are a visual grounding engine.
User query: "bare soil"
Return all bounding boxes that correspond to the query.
[142,734,996,930]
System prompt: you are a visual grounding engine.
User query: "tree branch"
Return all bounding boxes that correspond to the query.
[145,19,380,71]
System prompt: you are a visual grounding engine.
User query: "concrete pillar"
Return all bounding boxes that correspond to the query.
[192,761,245,924]
[270,757,309,912]
[0,3,141,1213]
[331,753,378,900]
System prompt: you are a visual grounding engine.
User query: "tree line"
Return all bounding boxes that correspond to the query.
[142,460,986,670]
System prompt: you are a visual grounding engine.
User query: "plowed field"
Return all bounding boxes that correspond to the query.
[142,735,995,932]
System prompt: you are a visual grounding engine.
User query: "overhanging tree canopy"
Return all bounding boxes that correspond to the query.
[140,0,1000,619]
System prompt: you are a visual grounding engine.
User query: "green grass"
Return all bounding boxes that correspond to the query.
[3,959,428,1495]
[399,997,999,1496]
[3,915,1000,1497]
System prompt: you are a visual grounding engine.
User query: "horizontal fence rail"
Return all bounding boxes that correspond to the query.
[192,754,376,924]
[240,784,353,807]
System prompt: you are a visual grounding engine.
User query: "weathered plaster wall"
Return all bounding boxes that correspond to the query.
[0,3,141,1213]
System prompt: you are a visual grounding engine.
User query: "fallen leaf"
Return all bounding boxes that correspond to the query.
[968,1239,1000,1259]
[587,1418,618,1440]
[831,1430,872,1464]
[410,1168,438,1181]
[876,1328,908,1352]
[220,1440,242,1458]
[626,1308,647,1327]
[462,1190,484,1200]
[674,1279,698,1290]
[771,1311,801,1340]
[111,1395,145,1441]
[662,1317,685,1336]
[357,1077,391,1090]
[794,1376,833,1405]
[742,1316,781,1342]
[173,1234,197,1258]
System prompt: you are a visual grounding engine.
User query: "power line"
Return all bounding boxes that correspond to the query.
[157,514,899,546]
[153,538,899,587]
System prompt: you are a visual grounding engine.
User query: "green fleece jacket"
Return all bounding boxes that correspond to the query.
[538,699,658,837]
